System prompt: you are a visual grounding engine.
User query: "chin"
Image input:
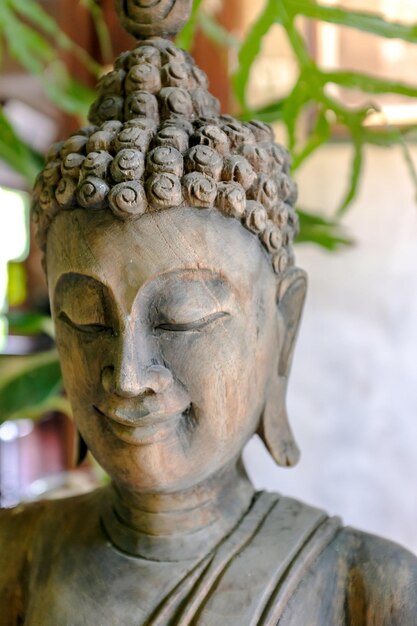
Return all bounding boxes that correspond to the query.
[90,430,240,494]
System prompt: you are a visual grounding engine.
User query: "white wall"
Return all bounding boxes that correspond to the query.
[244,143,417,554]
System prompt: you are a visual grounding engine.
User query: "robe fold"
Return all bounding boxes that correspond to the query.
[147,493,340,625]
[0,488,416,625]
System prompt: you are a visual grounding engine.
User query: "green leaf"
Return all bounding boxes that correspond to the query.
[292,110,330,169]
[8,0,59,37]
[297,209,354,250]
[7,263,27,307]
[0,0,100,118]
[175,0,204,50]
[297,209,338,227]
[243,98,285,123]
[281,75,312,151]
[42,63,95,118]
[0,107,44,185]
[233,0,278,109]
[287,0,417,44]
[276,2,315,68]
[337,130,364,216]
[0,350,66,422]
[361,127,411,147]
[0,4,54,75]
[5,395,72,422]
[79,0,113,64]
[297,226,354,250]
[198,13,240,49]
[8,0,102,76]
[6,311,54,338]
[399,138,417,203]
[324,70,417,99]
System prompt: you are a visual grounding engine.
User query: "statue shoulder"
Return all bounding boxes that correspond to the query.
[266,500,417,624]
[0,501,50,625]
[0,489,103,624]
[0,500,46,550]
[0,489,102,574]
[0,494,76,537]
[339,526,417,623]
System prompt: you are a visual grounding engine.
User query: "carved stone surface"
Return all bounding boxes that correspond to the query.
[1,2,417,625]
[115,0,193,39]
[31,35,298,276]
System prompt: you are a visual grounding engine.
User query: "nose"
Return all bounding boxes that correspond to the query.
[102,363,173,398]
[101,332,173,398]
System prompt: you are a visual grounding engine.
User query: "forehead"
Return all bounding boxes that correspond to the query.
[46,207,274,304]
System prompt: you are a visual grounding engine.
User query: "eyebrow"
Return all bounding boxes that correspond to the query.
[54,272,108,296]
[54,268,230,294]
[53,267,234,318]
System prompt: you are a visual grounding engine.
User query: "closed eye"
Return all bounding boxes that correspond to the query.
[58,311,112,335]
[156,311,229,332]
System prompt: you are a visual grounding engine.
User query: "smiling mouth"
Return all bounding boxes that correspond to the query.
[93,404,192,445]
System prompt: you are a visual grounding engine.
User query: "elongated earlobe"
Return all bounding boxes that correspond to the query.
[259,268,307,468]
[259,377,300,467]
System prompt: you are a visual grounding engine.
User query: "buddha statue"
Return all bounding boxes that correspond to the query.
[1,1,416,624]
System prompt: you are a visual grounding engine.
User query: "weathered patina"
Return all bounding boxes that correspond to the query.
[0,2,416,624]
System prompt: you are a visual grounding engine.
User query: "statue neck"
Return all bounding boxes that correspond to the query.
[101,460,255,562]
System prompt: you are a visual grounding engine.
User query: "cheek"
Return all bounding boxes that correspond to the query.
[159,314,273,440]
[55,327,104,405]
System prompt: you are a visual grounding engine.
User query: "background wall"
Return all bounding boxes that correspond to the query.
[244,143,417,554]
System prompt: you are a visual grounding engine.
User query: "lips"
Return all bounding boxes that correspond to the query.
[93,404,191,445]
[94,403,189,427]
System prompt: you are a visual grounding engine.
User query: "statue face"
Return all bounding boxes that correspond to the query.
[47,207,281,492]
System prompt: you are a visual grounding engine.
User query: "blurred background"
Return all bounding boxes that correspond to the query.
[0,0,416,552]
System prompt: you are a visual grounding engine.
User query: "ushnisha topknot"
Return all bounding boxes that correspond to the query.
[32,37,299,276]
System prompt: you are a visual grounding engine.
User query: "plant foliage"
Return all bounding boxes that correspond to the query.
[233,0,417,219]
[0,0,100,185]
[1,0,415,236]
[0,350,70,423]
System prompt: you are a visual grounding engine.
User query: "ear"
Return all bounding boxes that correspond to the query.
[277,268,308,377]
[258,268,307,467]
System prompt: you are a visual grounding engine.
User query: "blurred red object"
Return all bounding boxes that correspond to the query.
[0,413,74,507]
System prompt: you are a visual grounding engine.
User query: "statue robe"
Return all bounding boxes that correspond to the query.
[0,488,416,625]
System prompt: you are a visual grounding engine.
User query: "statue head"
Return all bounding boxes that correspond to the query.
[32,34,306,494]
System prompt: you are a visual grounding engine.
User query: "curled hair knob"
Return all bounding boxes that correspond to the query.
[115,0,193,39]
